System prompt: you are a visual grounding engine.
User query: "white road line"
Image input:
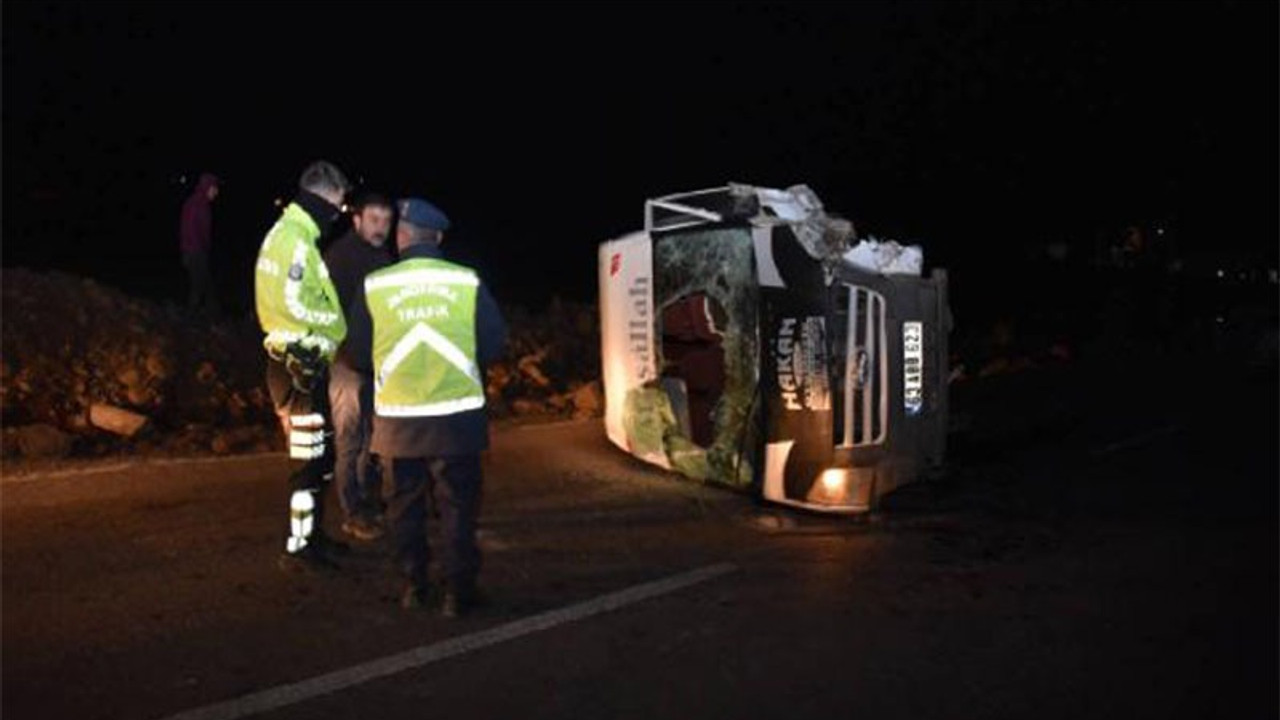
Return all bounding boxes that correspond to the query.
[1,452,285,485]
[156,562,737,720]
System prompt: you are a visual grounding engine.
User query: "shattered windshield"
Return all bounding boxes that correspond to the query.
[649,227,760,487]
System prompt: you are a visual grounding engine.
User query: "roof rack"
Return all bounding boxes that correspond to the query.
[644,186,737,233]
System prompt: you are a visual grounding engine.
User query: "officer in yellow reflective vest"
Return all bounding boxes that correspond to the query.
[347,198,506,616]
[254,160,351,573]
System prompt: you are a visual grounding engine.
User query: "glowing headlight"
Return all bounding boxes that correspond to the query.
[820,468,849,492]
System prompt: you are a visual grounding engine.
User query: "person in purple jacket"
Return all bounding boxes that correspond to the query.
[178,172,220,317]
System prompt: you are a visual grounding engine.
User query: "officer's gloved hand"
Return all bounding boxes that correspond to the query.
[284,345,325,393]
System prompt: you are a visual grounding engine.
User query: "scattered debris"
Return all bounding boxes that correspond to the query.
[89,404,150,438]
[10,424,73,459]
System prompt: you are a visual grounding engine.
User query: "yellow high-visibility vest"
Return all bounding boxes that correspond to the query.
[364,258,484,417]
[254,203,346,360]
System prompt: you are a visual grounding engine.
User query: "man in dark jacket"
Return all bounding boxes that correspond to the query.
[178,172,220,317]
[323,192,394,541]
[346,198,506,617]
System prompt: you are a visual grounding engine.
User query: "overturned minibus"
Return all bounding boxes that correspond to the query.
[598,184,951,513]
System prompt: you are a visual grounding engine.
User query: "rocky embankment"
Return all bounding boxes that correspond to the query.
[1,269,601,461]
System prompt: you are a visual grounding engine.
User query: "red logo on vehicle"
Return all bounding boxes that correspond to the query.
[610,253,622,277]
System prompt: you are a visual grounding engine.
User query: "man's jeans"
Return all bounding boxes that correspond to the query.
[328,362,382,521]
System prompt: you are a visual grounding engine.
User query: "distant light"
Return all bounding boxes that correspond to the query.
[1216,269,1225,278]
[273,198,283,207]
[1215,316,1225,324]
[1156,227,1165,236]
[341,204,350,213]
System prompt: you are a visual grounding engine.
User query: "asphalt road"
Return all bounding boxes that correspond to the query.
[3,360,1275,720]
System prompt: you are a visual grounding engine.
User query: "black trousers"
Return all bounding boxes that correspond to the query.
[182,250,218,317]
[386,455,483,591]
[266,357,334,550]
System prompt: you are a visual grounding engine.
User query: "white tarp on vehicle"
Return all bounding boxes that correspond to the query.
[843,237,924,276]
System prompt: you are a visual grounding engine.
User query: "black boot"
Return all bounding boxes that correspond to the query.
[441,580,486,619]
[400,583,433,611]
[277,544,339,574]
[310,532,350,557]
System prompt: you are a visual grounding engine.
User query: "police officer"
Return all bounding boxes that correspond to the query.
[254,160,351,573]
[346,198,506,616]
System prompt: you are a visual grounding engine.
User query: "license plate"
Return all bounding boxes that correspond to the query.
[903,321,924,415]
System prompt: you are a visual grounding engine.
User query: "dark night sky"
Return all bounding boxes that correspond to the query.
[3,1,1275,310]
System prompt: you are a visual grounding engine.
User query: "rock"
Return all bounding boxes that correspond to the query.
[511,399,544,416]
[1,269,609,456]
[1,428,20,458]
[246,387,271,411]
[485,396,511,419]
[145,352,172,380]
[486,364,514,396]
[570,381,603,419]
[13,424,72,458]
[126,386,152,408]
[211,433,233,455]
[517,351,552,388]
[226,393,249,422]
[212,426,270,455]
[751,513,797,531]
[195,362,217,385]
[89,403,150,437]
[118,368,142,389]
